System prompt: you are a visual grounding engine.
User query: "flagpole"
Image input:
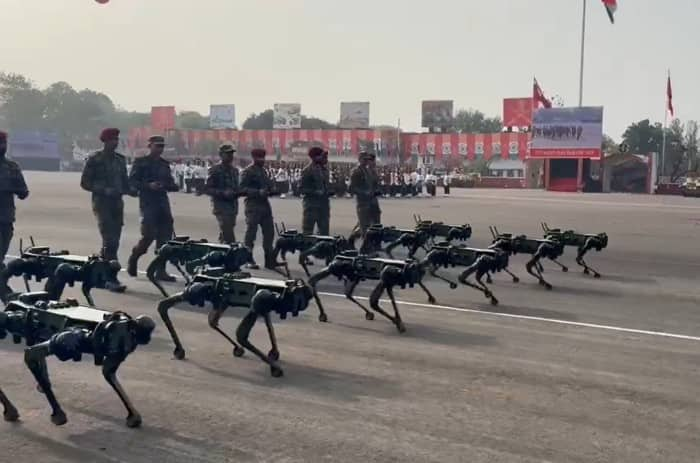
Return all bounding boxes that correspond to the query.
[661,70,669,180]
[578,0,587,106]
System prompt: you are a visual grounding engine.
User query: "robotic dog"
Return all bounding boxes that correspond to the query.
[272,223,355,277]
[541,223,608,278]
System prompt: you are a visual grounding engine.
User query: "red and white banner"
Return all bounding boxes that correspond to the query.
[503,98,533,127]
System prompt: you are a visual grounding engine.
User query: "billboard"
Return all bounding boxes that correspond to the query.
[503,98,533,127]
[209,104,236,129]
[421,100,453,128]
[273,103,302,129]
[9,131,60,159]
[530,106,603,159]
[339,102,370,129]
[151,106,176,132]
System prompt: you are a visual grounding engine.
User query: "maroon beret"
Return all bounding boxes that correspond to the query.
[100,128,120,142]
[308,147,324,158]
[251,148,266,158]
[0,131,7,142]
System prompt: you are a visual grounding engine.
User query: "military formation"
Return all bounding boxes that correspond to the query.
[0,127,610,428]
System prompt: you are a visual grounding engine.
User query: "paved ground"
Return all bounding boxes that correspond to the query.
[2,171,700,463]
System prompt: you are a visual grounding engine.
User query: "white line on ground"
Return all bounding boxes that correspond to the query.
[6,256,699,343]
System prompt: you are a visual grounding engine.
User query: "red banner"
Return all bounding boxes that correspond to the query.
[150,106,176,133]
[503,98,533,128]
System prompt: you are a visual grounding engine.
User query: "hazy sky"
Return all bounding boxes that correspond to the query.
[1,0,698,139]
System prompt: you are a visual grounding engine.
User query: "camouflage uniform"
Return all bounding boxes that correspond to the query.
[350,163,381,233]
[80,150,130,262]
[205,163,239,243]
[127,154,179,274]
[0,157,29,272]
[240,163,276,264]
[300,162,331,235]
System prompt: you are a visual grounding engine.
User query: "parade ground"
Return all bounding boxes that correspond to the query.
[3,171,700,463]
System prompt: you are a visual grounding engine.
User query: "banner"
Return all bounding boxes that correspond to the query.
[273,103,302,129]
[339,102,370,129]
[530,106,603,159]
[503,98,533,127]
[421,100,453,128]
[209,104,236,129]
[151,106,176,132]
[9,131,60,159]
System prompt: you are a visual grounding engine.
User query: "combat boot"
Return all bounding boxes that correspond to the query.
[105,277,126,293]
[245,247,259,269]
[127,254,139,277]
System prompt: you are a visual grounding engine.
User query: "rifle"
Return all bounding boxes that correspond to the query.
[157,268,312,377]
[0,291,154,427]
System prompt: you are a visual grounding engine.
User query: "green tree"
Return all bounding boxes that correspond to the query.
[602,134,621,156]
[684,121,698,173]
[621,119,664,155]
[453,109,502,133]
[177,111,210,130]
[301,115,337,129]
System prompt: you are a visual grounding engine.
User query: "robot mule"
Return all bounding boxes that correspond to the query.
[157,268,312,377]
[0,240,121,306]
[308,251,436,333]
[0,292,154,427]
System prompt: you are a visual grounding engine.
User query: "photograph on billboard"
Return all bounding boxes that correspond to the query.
[273,103,302,129]
[502,98,533,127]
[209,104,236,129]
[530,106,603,159]
[339,102,370,129]
[421,100,454,128]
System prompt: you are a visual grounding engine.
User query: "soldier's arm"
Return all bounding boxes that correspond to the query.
[128,160,147,192]
[350,169,370,199]
[14,168,29,199]
[80,158,103,194]
[299,169,316,196]
[121,161,137,197]
[239,169,262,198]
[163,164,179,192]
[204,167,225,198]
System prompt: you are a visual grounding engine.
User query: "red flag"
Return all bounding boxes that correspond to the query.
[666,75,674,117]
[601,0,617,23]
[533,78,552,109]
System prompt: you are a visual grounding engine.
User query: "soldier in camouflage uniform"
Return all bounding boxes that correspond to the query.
[80,128,131,292]
[205,144,239,243]
[350,151,381,234]
[126,135,179,281]
[300,147,332,235]
[0,131,29,290]
[239,148,282,270]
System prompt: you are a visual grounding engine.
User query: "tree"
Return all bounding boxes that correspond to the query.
[683,121,698,173]
[242,110,273,129]
[242,109,337,130]
[621,119,664,155]
[453,109,502,133]
[177,111,210,130]
[602,134,621,156]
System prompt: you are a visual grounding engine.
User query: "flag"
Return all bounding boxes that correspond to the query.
[666,74,674,117]
[601,0,617,24]
[533,78,552,109]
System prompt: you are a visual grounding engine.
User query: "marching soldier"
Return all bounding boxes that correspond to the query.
[126,135,179,280]
[80,128,131,292]
[0,131,29,289]
[350,151,381,234]
[239,148,281,270]
[300,147,331,235]
[205,144,239,243]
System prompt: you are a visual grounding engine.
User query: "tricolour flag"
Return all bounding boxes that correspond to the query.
[601,0,617,24]
[533,78,552,109]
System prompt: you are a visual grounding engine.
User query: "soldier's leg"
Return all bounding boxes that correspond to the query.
[152,221,176,281]
[216,214,237,244]
[262,211,281,270]
[357,206,371,234]
[244,209,261,269]
[99,220,126,291]
[301,206,316,235]
[0,223,13,292]
[0,223,12,266]
[127,222,156,277]
[317,205,330,236]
